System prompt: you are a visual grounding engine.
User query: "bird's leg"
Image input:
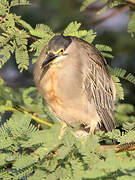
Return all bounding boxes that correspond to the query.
[72,124,90,138]
[58,122,67,139]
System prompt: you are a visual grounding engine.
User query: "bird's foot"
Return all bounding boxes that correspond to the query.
[72,129,89,138]
[58,122,67,139]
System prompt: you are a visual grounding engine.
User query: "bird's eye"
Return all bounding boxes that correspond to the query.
[59,49,64,54]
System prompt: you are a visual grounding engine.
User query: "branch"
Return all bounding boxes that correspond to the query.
[0,16,37,41]
[101,142,135,153]
[4,106,53,127]
[91,5,129,26]
[115,142,135,153]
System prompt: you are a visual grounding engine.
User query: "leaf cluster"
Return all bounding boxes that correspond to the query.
[0,0,54,71]
[0,109,135,179]
[0,1,135,179]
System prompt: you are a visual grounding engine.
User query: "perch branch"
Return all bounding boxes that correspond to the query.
[4,106,53,127]
[101,142,135,153]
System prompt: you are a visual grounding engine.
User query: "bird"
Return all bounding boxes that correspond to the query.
[33,35,116,137]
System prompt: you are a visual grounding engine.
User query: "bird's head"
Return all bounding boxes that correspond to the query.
[41,35,72,69]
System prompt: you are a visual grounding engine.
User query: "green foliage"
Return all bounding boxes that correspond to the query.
[0,0,31,70]
[128,11,135,36]
[0,107,135,179]
[10,0,30,7]
[80,0,126,13]
[15,32,29,72]
[108,67,135,101]
[64,21,96,44]
[112,76,124,100]
[64,21,88,38]
[115,104,135,127]
[30,24,55,61]
[0,0,135,179]
[80,0,96,11]
[109,67,135,85]
[30,24,54,39]
[80,0,114,12]
[95,44,113,59]
[82,29,96,44]
[0,1,54,70]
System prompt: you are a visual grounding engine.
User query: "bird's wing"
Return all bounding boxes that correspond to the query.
[84,44,116,131]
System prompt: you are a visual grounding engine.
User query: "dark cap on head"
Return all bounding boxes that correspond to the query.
[48,35,72,52]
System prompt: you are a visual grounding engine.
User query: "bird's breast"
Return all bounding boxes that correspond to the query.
[40,63,83,110]
[43,66,63,107]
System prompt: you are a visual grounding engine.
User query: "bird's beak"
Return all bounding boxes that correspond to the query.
[41,52,57,69]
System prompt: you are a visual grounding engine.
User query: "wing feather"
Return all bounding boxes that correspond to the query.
[84,45,116,131]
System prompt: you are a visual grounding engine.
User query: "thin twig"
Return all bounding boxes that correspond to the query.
[4,106,53,127]
[0,16,37,41]
[92,5,129,26]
